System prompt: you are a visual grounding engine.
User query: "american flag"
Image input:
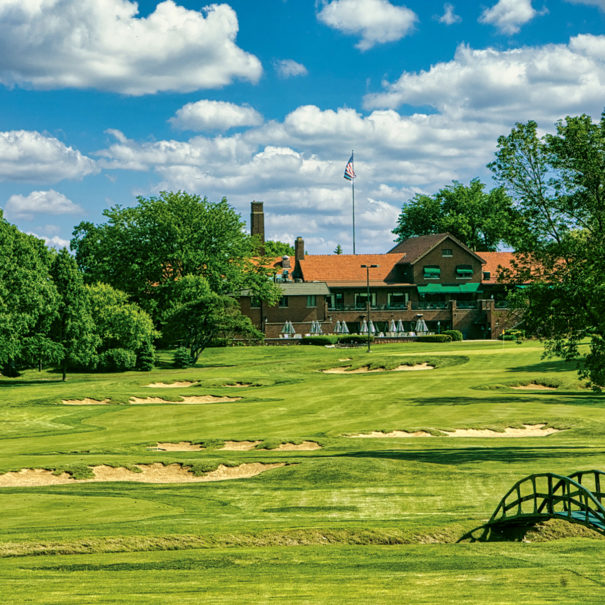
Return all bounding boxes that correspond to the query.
[344,153,356,181]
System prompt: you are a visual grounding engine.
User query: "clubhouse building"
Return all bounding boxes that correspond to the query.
[240,202,521,340]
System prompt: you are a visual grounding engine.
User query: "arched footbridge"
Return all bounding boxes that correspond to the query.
[460,470,605,541]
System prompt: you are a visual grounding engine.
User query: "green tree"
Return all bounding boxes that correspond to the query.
[393,179,519,250]
[490,112,605,387]
[49,249,98,381]
[163,274,263,363]
[71,191,278,320]
[86,283,158,368]
[263,240,295,257]
[333,244,343,255]
[0,213,58,375]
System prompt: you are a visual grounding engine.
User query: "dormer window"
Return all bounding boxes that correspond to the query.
[423,265,440,279]
[456,264,473,278]
[442,248,453,257]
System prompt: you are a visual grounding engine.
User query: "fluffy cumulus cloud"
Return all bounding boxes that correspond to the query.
[96,35,605,252]
[4,190,83,220]
[0,131,96,183]
[439,3,461,25]
[364,34,605,124]
[0,0,261,95]
[274,59,309,78]
[169,100,263,131]
[479,0,537,34]
[27,231,70,250]
[317,0,417,50]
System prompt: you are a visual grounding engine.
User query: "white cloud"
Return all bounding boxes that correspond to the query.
[0,131,97,183]
[0,0,262,95]
[565,0,605,8]
[439,3,461,25]
[479,0,537,34]
[317,0,417,50]
[364,35,605,124]
[97,35,605,253]
[274,59,309,78]
[5,190,83,221]
[169,100,263,131]
[27,232,71,250]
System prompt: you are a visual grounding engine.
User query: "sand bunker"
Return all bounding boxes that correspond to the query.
[512,383,558,391]
[144,381,196,388]
[153,442,204,451]
[350,424,560,438]
[272,441,321,451]
[0,462,285,487]
[323,363,434,374]
[221,440,262,451]
[223,383,252,388]
[129,395,241,405]
[62,398,111,405]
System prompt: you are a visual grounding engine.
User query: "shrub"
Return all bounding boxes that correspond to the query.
[338,334,374,345]
[173,347,193,368]
[416,334,452,343]
[98,348,137,372]
[136,343,155,371]
[301,335,338,346]
[443,329,463,341]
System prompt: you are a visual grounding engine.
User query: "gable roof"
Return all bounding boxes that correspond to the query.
[298,253,406,284]
[387,233,486,265]
[479,252,519,284]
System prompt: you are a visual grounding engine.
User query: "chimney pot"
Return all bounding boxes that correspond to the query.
[295,236,305,262]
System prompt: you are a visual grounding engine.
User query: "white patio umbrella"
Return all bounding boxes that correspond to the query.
[281,321,292,335]
[368,320,376,334]
[334,320,342,334]
[341,321,349,334]
[389,319,397,333]
[315,321,323,335]
[360,319,368,334]
[397,319,405,333]
[289,320,296,334]
[414,316,428,334]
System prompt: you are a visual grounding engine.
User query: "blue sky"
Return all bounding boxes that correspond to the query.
[0,0,604,253]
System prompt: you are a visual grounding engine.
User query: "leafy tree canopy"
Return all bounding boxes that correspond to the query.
[71,191,279,320]
[490,112,605,387]
[393,179,520,251]
[0,212,58,372]
[262,240,295,257]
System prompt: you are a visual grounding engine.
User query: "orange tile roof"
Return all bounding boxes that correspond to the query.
[299,254,405,283]
[479,252,517,283]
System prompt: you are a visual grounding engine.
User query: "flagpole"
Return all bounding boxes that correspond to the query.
[351,150,356,255]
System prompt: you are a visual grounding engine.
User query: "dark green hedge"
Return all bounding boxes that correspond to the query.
[301,335,339,345]
[338,334,374,344]
[415,334,452,343]
[442,329,463,341]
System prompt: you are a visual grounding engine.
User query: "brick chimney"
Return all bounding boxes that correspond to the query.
[295,236,305,262]
[250,201,265,244]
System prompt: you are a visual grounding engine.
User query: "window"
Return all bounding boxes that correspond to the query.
[456,264,473,278]
[306,295,317,307]
[355,292,376,309]
[388,292,408,308]
[423,265,440,279]
[442,248,453,257]
[250,296,261,308]
[329,292,344,310]
[278,296,288,308]
[483,271,491,281]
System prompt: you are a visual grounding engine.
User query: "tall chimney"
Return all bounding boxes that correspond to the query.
[295,236,305,262]
[250,201,265,244]
[250,201,265,254]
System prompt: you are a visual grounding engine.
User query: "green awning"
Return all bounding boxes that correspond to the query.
[456,268,473,275]
[418,283,482,294]
[423,267,441,275]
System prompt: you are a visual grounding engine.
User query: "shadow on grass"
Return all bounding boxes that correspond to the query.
[0,378,64,387]
[410,393,605,406]
[340,446,605,465]
[507,359,579,373]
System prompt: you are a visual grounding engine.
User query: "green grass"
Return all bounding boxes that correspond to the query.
[1,340,605,602]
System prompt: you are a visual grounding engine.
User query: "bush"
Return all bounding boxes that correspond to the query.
[173,346,193,368]
[500,329,525,341]
[301,335,338,346]
[98,348,137,372]
[443,329,463,341]
[415,334,452,343]
[136,343,155,371]
[338,334,374,345]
